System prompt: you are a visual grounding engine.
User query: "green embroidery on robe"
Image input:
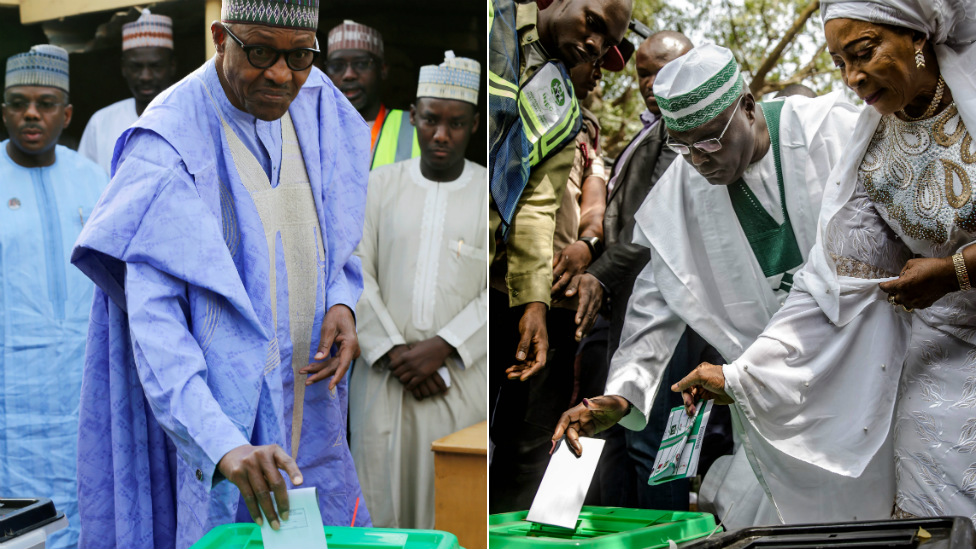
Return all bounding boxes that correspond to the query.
[727,100,803,291]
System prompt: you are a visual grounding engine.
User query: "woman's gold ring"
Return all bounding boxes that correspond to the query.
[888,294,897,306]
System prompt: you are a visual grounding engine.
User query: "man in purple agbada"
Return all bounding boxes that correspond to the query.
[71,1,371,547]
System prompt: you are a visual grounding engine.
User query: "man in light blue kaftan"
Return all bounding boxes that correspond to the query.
[0,44,108,549]
[70,2,372,547]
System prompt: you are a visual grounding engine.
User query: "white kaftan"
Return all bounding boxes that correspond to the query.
[349,157,488,529]
[603,92,861,527]
[79,97,138,174]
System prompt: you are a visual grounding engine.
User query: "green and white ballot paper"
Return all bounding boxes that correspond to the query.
[648,400,713,485]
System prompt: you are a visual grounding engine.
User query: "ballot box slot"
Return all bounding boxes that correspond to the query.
[737,529,919,548]
[682,517,973,549]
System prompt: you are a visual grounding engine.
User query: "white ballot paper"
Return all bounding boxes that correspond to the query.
[526,437,605,529]
[648,400,713,485]
[260,487,328,549]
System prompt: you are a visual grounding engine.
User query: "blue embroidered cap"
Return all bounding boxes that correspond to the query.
[417,51,481,106]
[5,45,70,93]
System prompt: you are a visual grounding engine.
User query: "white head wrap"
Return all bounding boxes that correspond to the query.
[821,0,976,133]
[796,0,976,324]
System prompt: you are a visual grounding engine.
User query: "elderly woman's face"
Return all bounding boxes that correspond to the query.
[825,18,927,116]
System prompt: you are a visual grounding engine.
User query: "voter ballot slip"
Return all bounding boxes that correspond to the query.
[260,487,328,549]
[527,437,606,529]
[648,400,713,485]
[526,402,711,530]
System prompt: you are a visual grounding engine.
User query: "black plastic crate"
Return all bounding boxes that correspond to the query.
[0,498,64,542]
[682,516,975,549]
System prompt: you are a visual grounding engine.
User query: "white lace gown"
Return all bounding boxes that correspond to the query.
[840,104,976,522]
[723,103,976,525]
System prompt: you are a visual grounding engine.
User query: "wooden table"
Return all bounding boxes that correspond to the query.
[431,420,487,549]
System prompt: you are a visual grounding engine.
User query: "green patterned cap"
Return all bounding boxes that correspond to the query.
[653,44,744,132]
[222,0,319,31]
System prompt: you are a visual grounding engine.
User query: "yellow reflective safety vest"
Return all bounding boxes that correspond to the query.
[370,107,420,170]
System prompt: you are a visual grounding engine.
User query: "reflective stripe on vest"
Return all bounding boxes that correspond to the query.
[488,0,581,236]
[370,109,420,169]
[518,62,580,168]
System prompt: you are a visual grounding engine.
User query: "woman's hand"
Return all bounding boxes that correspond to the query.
[879,256,957,311]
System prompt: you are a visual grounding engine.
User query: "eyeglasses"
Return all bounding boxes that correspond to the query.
[222,24,319,71]
[666,96,743,155]
[3,98,66,114]
[323,57,377,76]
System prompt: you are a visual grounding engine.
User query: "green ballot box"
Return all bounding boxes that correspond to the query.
[489,506,718,549]
[191,524,461,549]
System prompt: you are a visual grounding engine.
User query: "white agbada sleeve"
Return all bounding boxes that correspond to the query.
[436,286,487,370]
[79,119,100,171]
[354,173,407,367]
[604,239,687,432]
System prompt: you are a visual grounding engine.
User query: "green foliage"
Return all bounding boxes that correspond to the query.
[595,0,845,156]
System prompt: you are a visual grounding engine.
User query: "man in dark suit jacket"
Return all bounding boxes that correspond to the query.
[567,30,714,510]
[573,31,692,356]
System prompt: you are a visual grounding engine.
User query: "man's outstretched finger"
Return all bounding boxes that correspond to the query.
[505,362,538,380]
[238,481,263,526]
[564,275,581,298]
[514,329,533,362]
[314,322,338,362]
[565,425,583,456]
[681,390,697,416]
[247,466,279,530]
[274,445,303,486]
[551,271,571,296]
[327,344,355,389]
[303,358,337,386]
[263,453,289,523]
[671,369,702,395]
[552,408,576,442]
[518,356,546,381]
[575,297,600,341]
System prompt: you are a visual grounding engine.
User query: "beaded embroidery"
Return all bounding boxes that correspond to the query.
[859,104,976,244]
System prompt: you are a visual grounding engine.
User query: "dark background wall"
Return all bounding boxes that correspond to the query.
[0,0,486,164]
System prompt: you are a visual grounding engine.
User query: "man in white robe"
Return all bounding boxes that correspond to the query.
[671,0,976,525]
[552,44,863,527]
[79,9,177,173]
[349,52,487,529]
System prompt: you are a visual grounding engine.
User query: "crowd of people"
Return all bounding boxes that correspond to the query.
[3,0,976,545]
[1,1,485,548]
[489,0,976,532]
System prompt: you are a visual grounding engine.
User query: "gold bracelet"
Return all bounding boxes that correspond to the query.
[953,253,971,291]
